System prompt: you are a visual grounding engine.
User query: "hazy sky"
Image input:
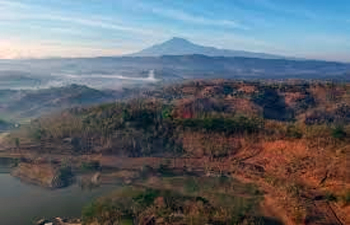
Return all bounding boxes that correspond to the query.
[0,0,349,61]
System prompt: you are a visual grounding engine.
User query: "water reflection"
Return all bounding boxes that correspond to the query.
[0,164,118,224]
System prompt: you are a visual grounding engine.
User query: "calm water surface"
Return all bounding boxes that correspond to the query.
[0,167,118,225]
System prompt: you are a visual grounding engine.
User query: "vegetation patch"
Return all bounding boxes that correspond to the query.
[82,183,264,225]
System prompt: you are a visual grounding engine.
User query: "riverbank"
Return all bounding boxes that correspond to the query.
[11,163,75,189]
[1,150,349,225]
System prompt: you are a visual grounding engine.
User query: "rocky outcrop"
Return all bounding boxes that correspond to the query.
[11,163,75,189]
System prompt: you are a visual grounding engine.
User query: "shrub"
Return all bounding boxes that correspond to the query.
[157,161,176,177]
[31,128,44,141]
[162,106,173,119]
[332,126,347,139]
[57,165,74,187]
[132,189,160,207]
[325,192,337,202]
[80,161,101,172]
[14,138,20,148]
[304,124,330,139]
[286,125,303,139]
[180,116,263,135]
[82,199,127,225]
[12,158,20,167]
[223,85,234,95]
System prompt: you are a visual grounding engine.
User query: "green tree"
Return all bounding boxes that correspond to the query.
[332,126,347,139]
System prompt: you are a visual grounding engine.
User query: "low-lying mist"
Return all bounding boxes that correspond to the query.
[0,69,159,91]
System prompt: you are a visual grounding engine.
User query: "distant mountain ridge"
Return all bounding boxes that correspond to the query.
[1,54,349,91]
[130,37,289,59]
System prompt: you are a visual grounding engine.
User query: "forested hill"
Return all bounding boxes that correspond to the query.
[5,79,350,224]
[9,79,350,157]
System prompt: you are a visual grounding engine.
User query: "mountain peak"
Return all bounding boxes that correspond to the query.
[159,37,196,48]
[130,37,285,59]
[167,37,192,44]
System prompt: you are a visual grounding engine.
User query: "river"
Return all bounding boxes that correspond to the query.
[0,166,118,224]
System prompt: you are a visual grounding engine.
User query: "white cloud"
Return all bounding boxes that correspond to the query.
[128,0,249,30]
[0,0,27,8]
[153,8,248,29]
[0,1,165,37]
[0,1,170,58]
[44,15,153,35]
[0,12,159,37]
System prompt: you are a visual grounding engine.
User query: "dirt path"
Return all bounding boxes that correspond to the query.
[260,193,295,225]
[234,150,345,225]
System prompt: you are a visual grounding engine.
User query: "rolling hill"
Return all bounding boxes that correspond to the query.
[6,79,350,224]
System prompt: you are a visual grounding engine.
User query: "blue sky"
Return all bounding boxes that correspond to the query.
[0,0,349,61]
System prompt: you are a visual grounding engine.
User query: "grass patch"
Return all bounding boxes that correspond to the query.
[184,177,200,193]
